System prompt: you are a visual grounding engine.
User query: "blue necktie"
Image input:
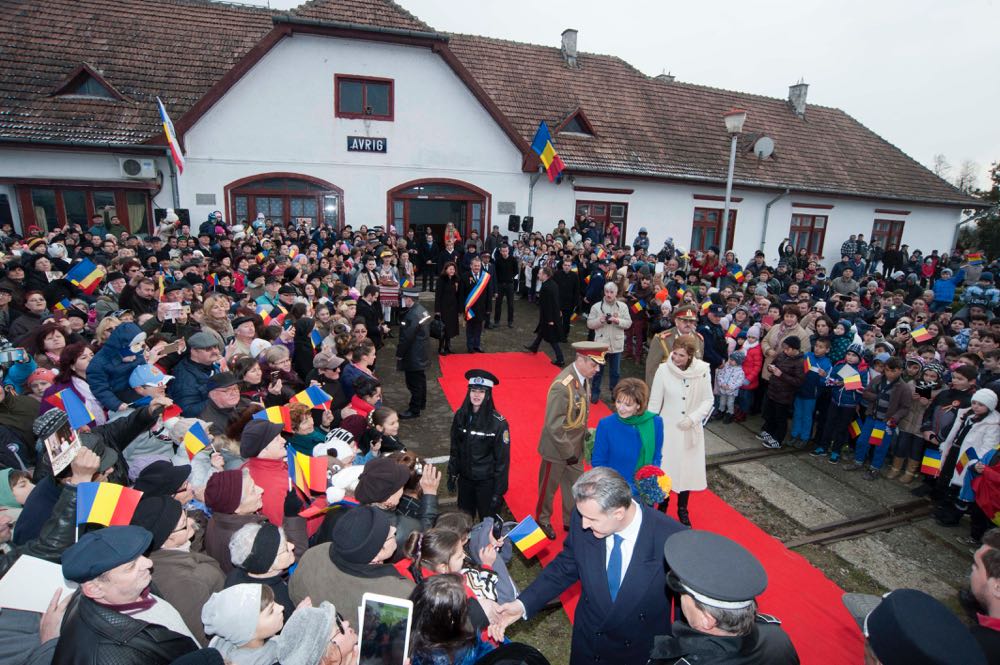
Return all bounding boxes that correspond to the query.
[607,534,623,602]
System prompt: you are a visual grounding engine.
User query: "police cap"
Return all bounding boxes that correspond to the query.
[465,369,499,389]
[664,530,767,609]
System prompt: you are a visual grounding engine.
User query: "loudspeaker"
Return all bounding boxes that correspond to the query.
[521,216,534,233]
[153,208,191,227]
[507,215,521,233]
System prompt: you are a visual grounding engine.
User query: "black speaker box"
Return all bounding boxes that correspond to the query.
[521,216,534,233]
[507,215,521,232]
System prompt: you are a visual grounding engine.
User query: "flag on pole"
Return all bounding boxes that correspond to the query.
[183,421,211,460]
[530,122,566,182]
[254,406,293,432]
[507,515,548,559]
[630,300,646,314]
[47,389,95,429]
[287,449,327,494]
[156,97,185,174]
[76,482,143,526]
[66,259,103,295]
[921,449,942,477]
[957,447,980,476]
[290,386,333,409]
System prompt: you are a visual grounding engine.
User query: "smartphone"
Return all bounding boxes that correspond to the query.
[270,371,281,383]
[161,302,181,321]
[358,593,412,665]
[160,340,182,355]
[0,348,28,364]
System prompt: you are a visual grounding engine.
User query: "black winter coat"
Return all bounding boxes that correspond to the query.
[396,303,430,371]
[534,279,562,343]
[766,351,807,405]
[53,593,197,665]
[552,269,581,309]
[434,274,461,338]
[448,407,510,491]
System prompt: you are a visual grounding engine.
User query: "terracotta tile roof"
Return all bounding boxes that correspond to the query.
[292,0,431,31]
[446,34,979,207]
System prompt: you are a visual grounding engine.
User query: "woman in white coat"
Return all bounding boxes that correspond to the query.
[936,388,1000,526]
[648,334,714,526]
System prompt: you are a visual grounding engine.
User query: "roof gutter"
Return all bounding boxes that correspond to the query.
[0,137,167,153]
[272,14,449,42]
[566,165,985,209]
[761,188,791,254]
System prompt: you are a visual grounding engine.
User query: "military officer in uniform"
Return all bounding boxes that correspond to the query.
[396,286,431,419]
[648,530,800,665]
[447,369,510,520]
[645,304,704,386]
[536,341,606,539]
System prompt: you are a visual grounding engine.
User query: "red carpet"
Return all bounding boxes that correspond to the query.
[439,352,863,664]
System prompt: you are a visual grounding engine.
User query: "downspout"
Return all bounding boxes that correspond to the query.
[761,188,790,254]
[526,170,543,217]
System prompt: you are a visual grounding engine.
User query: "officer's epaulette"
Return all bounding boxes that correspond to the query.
[493,413,506,421]
[756,613,781,625]
[560,374,575,387]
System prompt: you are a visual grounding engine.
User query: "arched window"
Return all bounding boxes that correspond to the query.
[226,174,344,228]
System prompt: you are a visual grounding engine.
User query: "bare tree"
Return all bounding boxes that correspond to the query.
[955,160,980,193]
[932,153,951,178]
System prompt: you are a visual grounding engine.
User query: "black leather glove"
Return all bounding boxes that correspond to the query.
[447,475,457,493]
[566,456,579,466]
[283,488,304,517]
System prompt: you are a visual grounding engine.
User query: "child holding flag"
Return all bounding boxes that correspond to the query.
[788,337,833,449]
[933,389,1000,526]
[847,357,911,480]
[811,343,869,464]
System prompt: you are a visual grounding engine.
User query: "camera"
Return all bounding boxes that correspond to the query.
[605,314,613,323]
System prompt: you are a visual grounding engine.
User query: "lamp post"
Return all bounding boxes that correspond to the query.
[719,108,747,258]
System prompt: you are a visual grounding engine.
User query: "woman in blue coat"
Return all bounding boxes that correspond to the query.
[86,322,146,411]
[592,377,663,497]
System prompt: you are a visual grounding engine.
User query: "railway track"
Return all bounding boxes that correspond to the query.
[783,499,932,548]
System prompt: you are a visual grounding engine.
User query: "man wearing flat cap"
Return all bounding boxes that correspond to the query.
[448,369,510,519]
[396,286,431,419]
[649,530,799,664]
[535,341,606,540]
[54,525,198,664]
[645,304,704,387]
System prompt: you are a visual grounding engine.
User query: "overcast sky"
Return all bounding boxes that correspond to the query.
[244,0,998,189]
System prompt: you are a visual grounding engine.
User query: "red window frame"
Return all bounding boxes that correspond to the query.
[334,74,394,121]
[690,207,736,253]
[872,219,905,250]
[789,213,827,258]
[10,182,153,234]
[575,200,628,247]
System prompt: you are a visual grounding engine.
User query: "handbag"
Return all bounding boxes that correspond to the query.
[429,315,445,340]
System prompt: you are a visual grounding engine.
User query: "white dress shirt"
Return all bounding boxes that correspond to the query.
[604,500,643,578]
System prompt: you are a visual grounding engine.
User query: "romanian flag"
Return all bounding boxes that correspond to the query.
[507,514,548,559]
[254,406,293,432]
[843,373,864,391]
[570,312,580,323]
[726,324,739,338]
[47,388,95,429]
[156,97,185,174]
[804,356,815,373]
[291,386,333,410]
[630,300,646,314]
[310,329,324,350]
[921,449,942,477]
[733,270,745,284]
[848,420,862,439]
[584,274,591,285]
[957,447,980,476]
[54,298,73,311]
[288,247,299,261]
[869,425,886,447]
[206,273,217,289]
[76,482,143,526]
[968,252,985,266]
[401,278,414,288]
[910,326,933,343]
[288,448,326,494]
[530,121,566,182]
[66,259,103,295]
[675,285,686,299]
[256,251,268,263]
[595,246,607,260]
[158,273,165,300]
[700,300,711,315]
[183,421,210,460]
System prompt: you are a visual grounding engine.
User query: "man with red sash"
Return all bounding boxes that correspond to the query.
[461,256,492,353]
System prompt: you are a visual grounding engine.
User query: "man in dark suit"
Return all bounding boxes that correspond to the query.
[417,228,439,292]
[524,266,563,366]
[491,467,686,665]
[460,256,491,353]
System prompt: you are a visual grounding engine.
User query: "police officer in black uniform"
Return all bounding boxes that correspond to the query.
[447,369,510,520]
[396,286,431,419]
[648,530,800,665]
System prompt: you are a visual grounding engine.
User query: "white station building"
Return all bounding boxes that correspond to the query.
[0,0,980,264]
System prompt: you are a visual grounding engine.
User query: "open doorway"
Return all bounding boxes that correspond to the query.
[388,179,490,246]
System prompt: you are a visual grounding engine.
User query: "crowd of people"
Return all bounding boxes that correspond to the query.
[0,208,994,664]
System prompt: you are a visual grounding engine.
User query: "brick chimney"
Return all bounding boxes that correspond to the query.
[788,80,808,118]
[655,72,675,83]
[561,29,578,67]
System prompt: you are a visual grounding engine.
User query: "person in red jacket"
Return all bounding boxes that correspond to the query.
[737,323,764,420]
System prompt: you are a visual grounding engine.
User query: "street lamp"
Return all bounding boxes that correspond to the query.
[719,108,747,259]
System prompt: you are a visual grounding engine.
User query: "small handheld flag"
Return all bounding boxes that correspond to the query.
[310,329,324,350]
[66,259,103,295]
[507,514,548,559]
[288,449,327,494]
[869,425,886,447]
[848,420,862,439]
[921,449,942,477]
[726,323,739,338]
[804,356,815,373]
[530,122,566,182]
[968,252,985,266]
[76,482,143,526]
[183,421,211,460]
[910,326,934,343]
[700,300,711,315]
[290,386,333,410]
[54,298,73,312]
[630,300,645,315]
[48,389,95,429]
[733,270,745,283]
[843,373,864,391]
[254,406,293,432]
[957,447,980,475]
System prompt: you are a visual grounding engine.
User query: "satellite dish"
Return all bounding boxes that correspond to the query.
[754,136,775,159]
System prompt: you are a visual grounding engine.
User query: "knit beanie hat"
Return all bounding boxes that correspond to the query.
[354,457,410,505]
[204,469,244,514]
[129,496,183,552]
[201,584,264,647]
[240,420,284,459]
[330,505,391,564]
[730,351,746,365]
[276,601,337,665]
[972,388,998,412]
[782,336,802,350]
[746,323,762,339]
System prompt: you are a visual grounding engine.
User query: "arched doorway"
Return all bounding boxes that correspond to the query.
[387,179,490,245]
[225,173,344,228]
